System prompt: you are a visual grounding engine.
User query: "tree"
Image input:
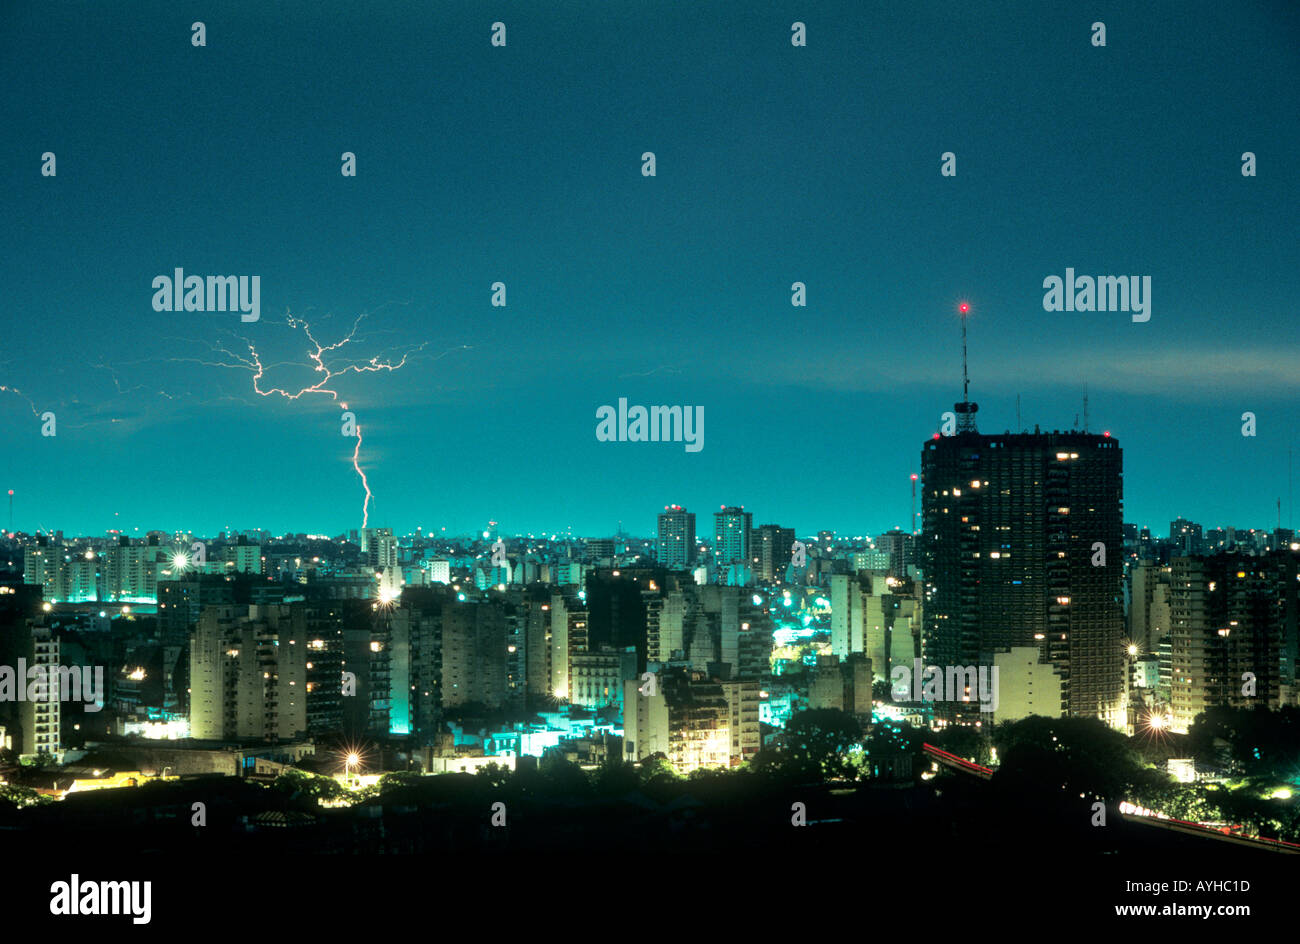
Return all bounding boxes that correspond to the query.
[272,768,349,804]
[992,716,1144,802]
[0,784,52,808]
[782,708,864,781]
[474,762,512,790]
[930,725,991,766]
[637,753,680,786]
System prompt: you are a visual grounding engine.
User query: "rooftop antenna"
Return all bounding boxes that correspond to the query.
[1016,394,1021,433]
[1083,383,1090,432]
[954,302,978,432]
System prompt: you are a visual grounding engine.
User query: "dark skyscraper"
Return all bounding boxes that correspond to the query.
[921,421,1125,724]
[750,524,795,583]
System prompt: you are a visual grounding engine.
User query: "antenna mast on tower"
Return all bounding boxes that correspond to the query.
[955,303,979,433]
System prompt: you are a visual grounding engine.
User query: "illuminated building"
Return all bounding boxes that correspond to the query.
[1128,560,1172,655]
[646,587,689,663]
[189,604,308,740]
[2,623,62,758]
[990,646,1065,724]
[830,574,865,657]
[623,677,669,761]
[656,505,695,568]
[571,646,637,710]
[876,528,917,579]
[713,507,752,582]
[23,540,66,601]
[750,524,794,582]
[361,528,399,596]
[105,537,169,602]
[624,668,759,772]
[1168,552,1298,733]
[720,678,761,765]
[809,653,873,718]
[852,549,892,573]
[224,537,262,576]
[548,591,587,701]
[1169,517,1203,556]
[921,416,1125,725]
[665,674,730,770]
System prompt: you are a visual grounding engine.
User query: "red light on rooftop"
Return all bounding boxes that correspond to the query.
[958,303,969,313]
[1103,431,1111,438]
[910,474,918,480]
[932,433,941,440]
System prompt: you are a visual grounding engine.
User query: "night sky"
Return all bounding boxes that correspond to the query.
[3,0,1297,539]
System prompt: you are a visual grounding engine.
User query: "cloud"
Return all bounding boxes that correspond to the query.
[757,347,1300,398]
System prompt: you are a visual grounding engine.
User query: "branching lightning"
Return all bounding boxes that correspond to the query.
[173,310,468,528]
[4,308,468,530]
[352,422,372,527]
[0,384,41,418]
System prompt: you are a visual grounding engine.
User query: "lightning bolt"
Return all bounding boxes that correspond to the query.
[174,310,468,528]
[352,423,372,528]
[0,384,41,418]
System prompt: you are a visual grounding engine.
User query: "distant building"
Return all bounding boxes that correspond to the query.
[571,647,637,710]
[713,507,752,581]
[750,524,794,582]
[656,505,696,568]
[1168,552,1298,732]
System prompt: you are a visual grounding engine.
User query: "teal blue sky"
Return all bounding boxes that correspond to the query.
[2,0,1298,538]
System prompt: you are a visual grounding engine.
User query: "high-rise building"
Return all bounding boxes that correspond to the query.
[1128,561,1171,655]
[1169,518,1203,556]
[440,600,508,710]
[224,537,262,576]
[303,601,347,737]
[830,574,866,657]
[23,541,66,601]
[921,416,1125,725]
[750,524,795,582]
[713,506,752,582]
[190,604,308,741]
[548,591,588,701]
[1167,552,1298,732]
[656,505,696,569]
[105,537,168,602]
[0,622,63,758]
[361,528,400,597]
[876,529,917,579]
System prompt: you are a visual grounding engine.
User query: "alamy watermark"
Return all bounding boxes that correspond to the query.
[891,658,999,713]
[0,661,104,711]
[595,398,703,452]
[151,268,260,322]
[50,875,151,924]
[1042,268,1150,322]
